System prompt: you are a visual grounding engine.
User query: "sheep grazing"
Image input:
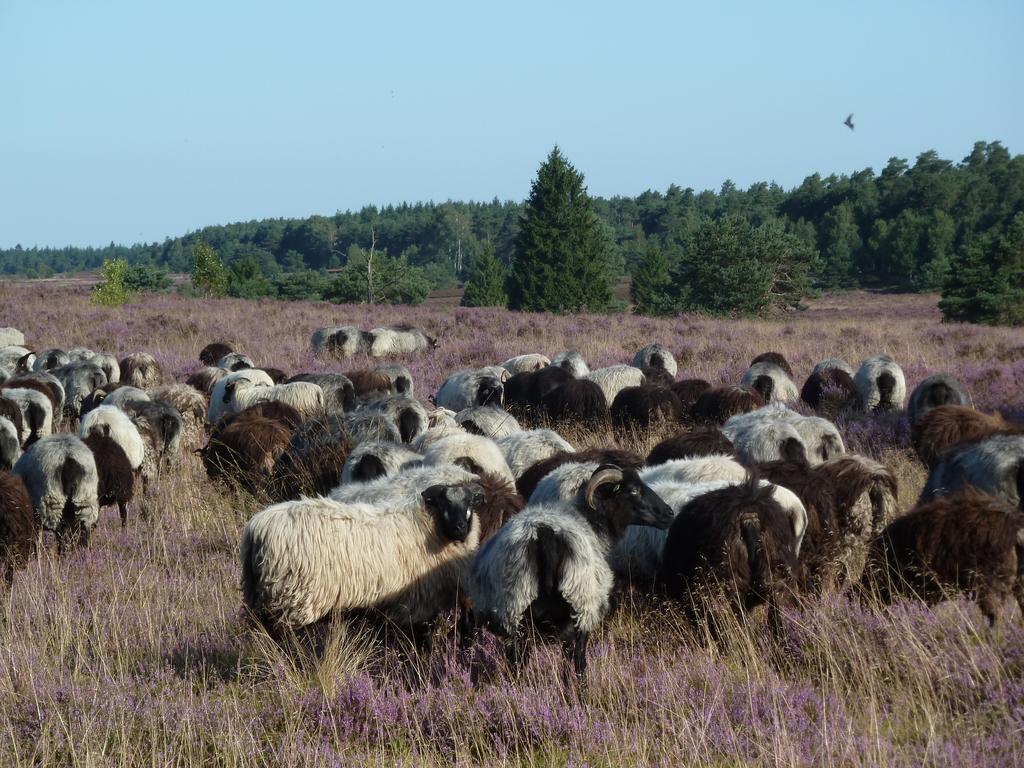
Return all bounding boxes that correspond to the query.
[639,455,748,487]
[2,377,61,419]
[33,348,70,372]
[813,358,854,377]
[186,366,229,396]
[199,341,234,366]
[550,351,590,378]
[0,471,36,588]
[647,430,735,465]
[89,354,121,385]
[670,379,712,413]
[659,479,799,635]
[496,429,575,480]
[854,355,906,412]
[311,326,370,357]
[79,405,146,475]
[863,490,1024,626]
[268,417,353,501]
[611,385,683,428]
[751,352,794,378]
[366,324,437,357]
[907,374,969,431]
[723,405,844,466]
[436,369,504,412]
[346,369,394,399]
[586,365,646,406]
[52,361,108,419]
[503,367,574,413]
[201,411,294,493]
[82,434,135,527]
[800,368,860,414]
[516,447,644,501]
[541,379,608,425]
[2,388,53,446]
[217,352,254,372]
[456,406,521,438]
[363,394,429,444]
[0,416,21,470]
[466,465,674,679]
[0,346,34,381]
[421,433,515,484]
[633,344,678,378]
[208,369,274,424]
[148,384,208,448]
[120,352,163,390]
[816,455,899,589]
[740,362,799,404]
[119,399,185,468]
[13,434,99,553]
[229,381,326,422]
[339,441,423,484]
[692,385,765,425]
[375,364,414,397]
[101,386,150,410]
[913,405,1020,468]
[287,372,356,415]
[920,434,1024,509]
[0,328,25,348]
[344,411,402,445]
[241,479,487,642]
[501,354,550,376]
[640,367,675,388]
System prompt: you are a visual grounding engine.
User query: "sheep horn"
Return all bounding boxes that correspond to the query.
[585,465,624,510]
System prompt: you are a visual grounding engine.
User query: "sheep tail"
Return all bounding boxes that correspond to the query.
[533,524,568,600]
[877,372,896,407]
[61,455,86,500]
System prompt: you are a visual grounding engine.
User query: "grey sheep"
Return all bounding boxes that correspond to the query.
[311,326,369,357]
[496,429,575,480]
[550,351,590,378]
[500,354,550,376]
[907,373,968,429]
[854,355,906,412]
[362,394,429,444]
[435,369,504,412]
[633,344,678,378]
[920,434,1024,508]
[0,416,21,470]
[339,441,424,484]
[455,406,521,439]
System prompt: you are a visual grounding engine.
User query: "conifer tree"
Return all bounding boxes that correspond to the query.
[940,212,1024,325]
[461,243,508,307]
[630,243,675,315]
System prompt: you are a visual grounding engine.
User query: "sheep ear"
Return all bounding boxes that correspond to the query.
[585,465,624,510]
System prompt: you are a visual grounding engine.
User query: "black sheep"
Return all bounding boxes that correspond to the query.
[691,386,765,425]
[647,429,735,465]
[541,379,608,426]
[83,434,136,527]
[199,342,234,367]
[610,385,683,428]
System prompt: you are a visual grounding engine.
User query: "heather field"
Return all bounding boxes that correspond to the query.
[2,282,1024,767]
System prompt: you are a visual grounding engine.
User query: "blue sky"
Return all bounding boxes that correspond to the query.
[2,1,1021,247]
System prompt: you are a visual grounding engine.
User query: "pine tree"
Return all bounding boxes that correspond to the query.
[630,243,675,316]
[461,244,508,307]
[940,212,1024,325]
[191,240,228,298]
[508,147,612,312]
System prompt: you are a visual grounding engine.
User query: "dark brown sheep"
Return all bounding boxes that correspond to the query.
[610,385,683,428]
[640,367,675,388]
[201,415,294,493]
[912,405,1021,468]
[268,416,354,501]
[119,352,163,389]
[800,368,860,414]
[503,366,574,411]
[659,478,799,636]
[751,352,793,377]
[0,471,36,589]
[516,448,644,501]
[199,342,234,367]
[541,379,608,425]
[647,430,735,465]
[691,385,765,425]
[863,490,1024,626]
[212,401,304,434]
[670,379,712,413]
[347,370,395,398]
[262,367,289,385]
[83,434,136,527]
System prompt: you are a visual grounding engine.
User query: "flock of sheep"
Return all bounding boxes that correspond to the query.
[1,321,1022,683]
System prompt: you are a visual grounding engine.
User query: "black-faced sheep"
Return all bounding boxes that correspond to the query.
[13,434,99,553]
[854,355,906,412]
[920,434,1024,508]
[456,406,522,438]
[82,434,136,527]
[541,379,608,426]
[436,369,504,412]
[585,365,646,406]
[691,385,765,425]
[550,351,590,378]
[0,471,36,588]
[500,354,550,376]
[659,479,799,636]
[267,416,353,501]
[907,373,968,429]
[120,352,163,390]
[800,368,860,414]
[740,362,799,403]
[199,341,234,366]
[496,429,576,480]
[611,385,683,428]
[862,490,1024,626]
[339,441,424,484]
[751,352,794,378]
[465,465,674,679]
[633,344,678,377]
[366,324,437,357]
[647,430,735,465]
[912,405,1021,468]
[287,372,356,415]
[516,448,644,501]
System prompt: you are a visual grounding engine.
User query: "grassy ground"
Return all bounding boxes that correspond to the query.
[0,284,1021,766]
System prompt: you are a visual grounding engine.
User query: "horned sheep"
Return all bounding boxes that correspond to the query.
[516,447,643,502]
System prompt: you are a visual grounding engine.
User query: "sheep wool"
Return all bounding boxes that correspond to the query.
[79,405,146,471]
[497,429,575,480]
[585,365,646,406]
[422,433,515,485]
[13,434,100,537]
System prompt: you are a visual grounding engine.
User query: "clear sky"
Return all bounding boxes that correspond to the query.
[2,0,1021,248]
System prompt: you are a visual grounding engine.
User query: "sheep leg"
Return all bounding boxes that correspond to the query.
[118,501,129,528]
[457,606,479,652]
[410,620,435,656]
[563,631,589,683]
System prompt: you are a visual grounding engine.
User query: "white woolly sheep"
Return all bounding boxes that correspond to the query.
[13,434,99,552]
[287,372,355,415]
[339,441,424,484]
[412,422,467,452]
[550,351,590,378]
[366,325,436,357]
[740,362,800,403]
[500,354,550,376]
[633,344,678,378]
[90,353,121,384]
[585,365,646,406]
[854,355,907,412]
[421,432,515,485]
[2,388,53,446]
[724,417,807,466]
[331,463,476,505]
[0,416,21,470]
[727,404,846,465]
[344,411,403,444]
[455,406,521,439]
[436,369,504,412]
[79,405,146,472]
[5,371,65,416]
[920,434,1024,508]
[638,455,749,487]
[229,381,326,421]
[208,369,274,423]
[907,373,968,429]
[496,429,576,480]
[103,386,151,409]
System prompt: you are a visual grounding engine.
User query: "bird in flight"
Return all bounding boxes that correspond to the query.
[844,113,855,131]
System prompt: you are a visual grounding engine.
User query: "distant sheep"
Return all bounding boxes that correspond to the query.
[611,385,683,428]
[863,490,1024,626]
[516,447,643,501]
[436,369,504,412]
[503,367,574,413]
[339,441,423,484]
[208,369,274,423]
[800,368,860,414]
[740,362,799,404]
[751,352,794,378]
[854,355,906,412]
[363,394,429,444]
[366,324,437,357]
[913,405,1020,468]
[691,386,765,425]
[496,429,575,480]
[907,374,968,431]
[0,471,36,587]
[541,379,608,425]
[633,344,678,377]
[82,434,136,527]
[813,358,854,377]
[311,326,370,357]
[550,351,590,378]
[647,430,735,465]
[501,354,550,376]
[287,372,356,415]
[0,417,21,470]
[456,406,521,438]
[199,342,234,366]
[421,433,515,484]
[586,365,646,406]
[13,434,99,552]
[120,352,163,390]
[920,434,1024,509]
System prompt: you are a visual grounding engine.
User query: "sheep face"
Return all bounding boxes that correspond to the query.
[422,483,484,542]
[585,466,674,535]
[475,376,503,407]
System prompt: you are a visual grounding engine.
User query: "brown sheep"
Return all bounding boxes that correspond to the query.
[149,384,208,448]
[659,478,799,637]
[691,385,765,425]
[647,430,735,465]
[212,401,304,434]
[640,367,675,388]
[199,342,234,366]
[262,368,289,385]
[0,471,36,589]
[912,405,1021,467]
[201,415,294,493]
[863,490,1024,626]
[816,455,898,590]
[268,417,354,501]
[83,434,136,527]
[516,448,644,501]
[185,367,228,396]
[610,386,683,428]
[670,379,712,414]
[347,370,395,399]
[751,352,793,377]
[800,368,860,414]
[120,353,163,389]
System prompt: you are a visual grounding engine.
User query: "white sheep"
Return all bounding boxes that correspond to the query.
[455,406,521,439]
[585,365,646,406]
[362,394,429,444]
[366,325,436,357]
[496,429,575,480]
[339,441,424,484]
[208,369,274,423]
[229,381,326,421]
[500,354,551,376]
[550,351,590,378]
[421,433,515,485]
[311,326,367,357]
[79,405,146,472]
[2,388,53,445]
[331,463,475,505]
[854,355,907,412]
[740,362,799,403]
[633,344,678,378]
[638,455,749,487]
[435,369,504,412]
